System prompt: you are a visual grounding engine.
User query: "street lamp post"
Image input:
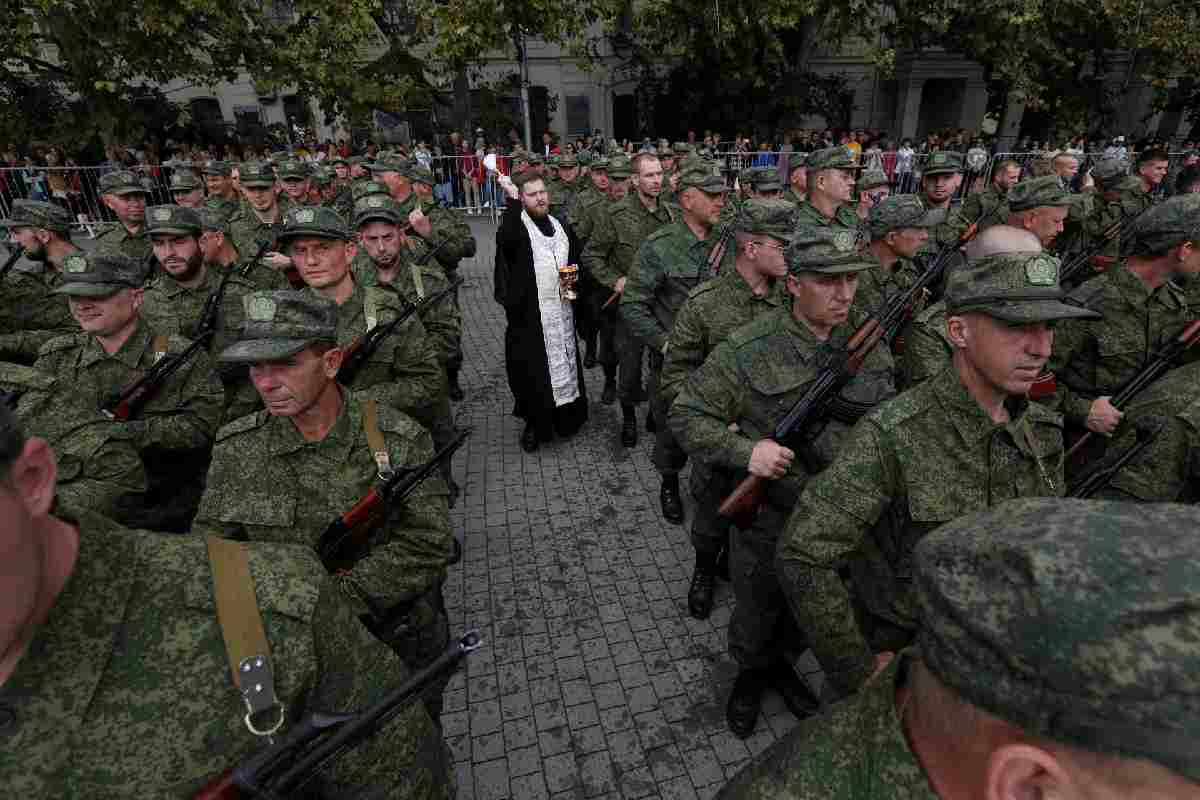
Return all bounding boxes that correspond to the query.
[520,28,533,152]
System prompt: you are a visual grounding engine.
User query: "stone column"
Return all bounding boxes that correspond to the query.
[896,78,924,140]
[959,78,989,133]
[994,90,1026,153]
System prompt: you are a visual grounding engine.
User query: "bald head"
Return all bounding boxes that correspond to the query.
[965,225,1042,260]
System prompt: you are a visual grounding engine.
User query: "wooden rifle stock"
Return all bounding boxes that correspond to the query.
[1066,319,1200,459]
[192,770,239,800]
[101,336,210,421]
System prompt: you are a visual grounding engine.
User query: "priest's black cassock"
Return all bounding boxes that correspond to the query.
[495,198,588,443]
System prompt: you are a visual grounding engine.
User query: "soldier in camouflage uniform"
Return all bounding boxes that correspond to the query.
[792,146,864,231]
[196,209,289,291]
[721,498,1200,799]
[167,168,206,210]
[1047,194,1200,455]
[200,159,242,222]
[354,196,463,505]
[671,226,896,738]
[852,168,889,222]
[35,253,225,532]
[582,152,673,440]
[276,158,314,208]
[369,155,476,401]
[0,201,80,363]
[747,167,782,200]
[277,205,444,430]
[195,290,457,716]
[1083,151,1164,266]
[545,152,584,222]
[228,161,296,284]
[623,161,734,524]
[1,361,146,523]
[1003,175,1074,248]
[856,194,937,316]
[0,402,454,797]
[660,199,790,620]
[953,158,1020,239]
[92,169,153,280]
[776,247,1099,700]
[781,152,807,206]
[142,205,264,420]
[917,150,965,259]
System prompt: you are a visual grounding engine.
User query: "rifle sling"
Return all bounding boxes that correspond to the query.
[151,334,169,364]
[206,536,284,738]
[362,399,392,476]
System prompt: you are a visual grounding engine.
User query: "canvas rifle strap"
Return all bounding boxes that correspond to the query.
[362,399,392,477]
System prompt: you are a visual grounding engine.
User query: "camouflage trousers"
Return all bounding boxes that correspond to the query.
[647,352,687,477]
[616,315,645,405]
[444,265,463,372]
[729,506,808,670]
[688,463,732,556]
[373,584,453,720]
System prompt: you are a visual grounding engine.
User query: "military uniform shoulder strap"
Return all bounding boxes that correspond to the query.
[151,334,169,364]
[206,536,283,738]
[362,398,391,475]
[410,261,427,300]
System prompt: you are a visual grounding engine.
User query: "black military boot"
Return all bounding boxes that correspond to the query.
[645,409,657,432]
[583,336,598,369]
[769,660,820,721]
[660,474,684,524]
[447,368,464,402]
[688,551,718,619]
[715,546,731,581]
[521,422,539,453]
[620,404,638,447]
[726,668,770,739]
[601,365,617,405]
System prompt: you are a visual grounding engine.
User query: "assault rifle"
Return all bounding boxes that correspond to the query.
[1068,418,1162,499]
[192,630,483,800]
[193,240,275,346]
[717,222,977,530]
[1066,319,1200,459]
[705,204,744,277]
[0,245,25,281]
[315,429,470,572]
[336,276,463,387]
[100,336,210,422]
[1059,201,1156,285]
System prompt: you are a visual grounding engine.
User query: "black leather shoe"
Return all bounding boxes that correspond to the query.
[521,424,539,453]
[448,370,465,402]
[770,661,820,721]
[726,669,769,739]
[660,482,684,524]
[601,379,616,405]
[645,411,657,432]
[620,417,638,447]
[687,567,715,619]
[716,547,730,582]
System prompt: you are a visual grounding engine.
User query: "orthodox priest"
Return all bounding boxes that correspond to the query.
[496,170,588,452]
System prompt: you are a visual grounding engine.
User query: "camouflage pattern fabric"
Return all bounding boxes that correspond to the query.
[227,197,292,267]
[0,265,75,363]
[1048,262,1192,426]
[92,224,153,281]
[715,653,936,799]
[580,190,675,290]
[353,251,463,370]
[898,299,952,389]
[202,194,240,223]
[775,366,1065,697]
[952,183,1009,236]
[194,393,455,707]
[791,199,861,232]
[852,254,921,318]
[1084,176,1154,259]
[0,503,452,798]
[394,194,477,274]
[318,282,445,428]
[1,362,146,522]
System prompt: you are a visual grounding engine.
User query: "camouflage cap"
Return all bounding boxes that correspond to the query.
[673,142,693,155]
[407,163,435,186]
[677,161,729,194]
[945,250,1102,323]
[527,153,544,166]
[806,145,863,172]
[277,159,310,180]
[0,200,72,234]
[588,156,607,171]
[749,167,781,193]
[367,154,409,174]
[1006,176,1073,211]
[353,195,404,228]
[239,161,277,188]
[557,154,578,168]
[921,150,963,176]
[1091,157,1129,187]
[511,151,531,167]
[309,167,333,187]
[220,290,338,363]
[736,199,797,241]
[277,205,351,242]
[53,253,144,297]
[785,225,874,275]
[855,169,889,193]
[868,194,942,240]
[352,180,392,204]
[328,156,348,167]
[145,204,203,236]
[1130,194,1200,256]
[168,169,203,192]
[788,152,808,172]
[737,168,755,187]
[916,498,1200,783]
[98,169,148,196]
[656,144,672,157]
[198,208,230,235]
[607,156,634,179]
[575,150,593,166]
[202,160,233,176]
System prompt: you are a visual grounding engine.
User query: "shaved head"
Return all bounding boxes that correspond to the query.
[965,225,1042,260]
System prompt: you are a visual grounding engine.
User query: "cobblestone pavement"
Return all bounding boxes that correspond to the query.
[441,218,823,800]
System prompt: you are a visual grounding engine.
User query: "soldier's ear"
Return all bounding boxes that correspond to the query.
[321,346,344,378]
[984,743,1071,800]
[10,437,57,518]
[946,315,970,349]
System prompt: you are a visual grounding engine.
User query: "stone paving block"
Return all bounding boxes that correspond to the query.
[539,725,572,758]
[512,772,551,800]
[579,750,619,797]
[645,744,686,782]
[618,765,659,799]
[543,751,580,793]
[508,744,543,778]
[505,717,539,749]
[471,698,503,737]
[572,724,609,755]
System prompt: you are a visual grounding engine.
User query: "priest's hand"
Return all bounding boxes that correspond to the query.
[498,173,519,200]
[614,276,627,294]
[409,208,433,239]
